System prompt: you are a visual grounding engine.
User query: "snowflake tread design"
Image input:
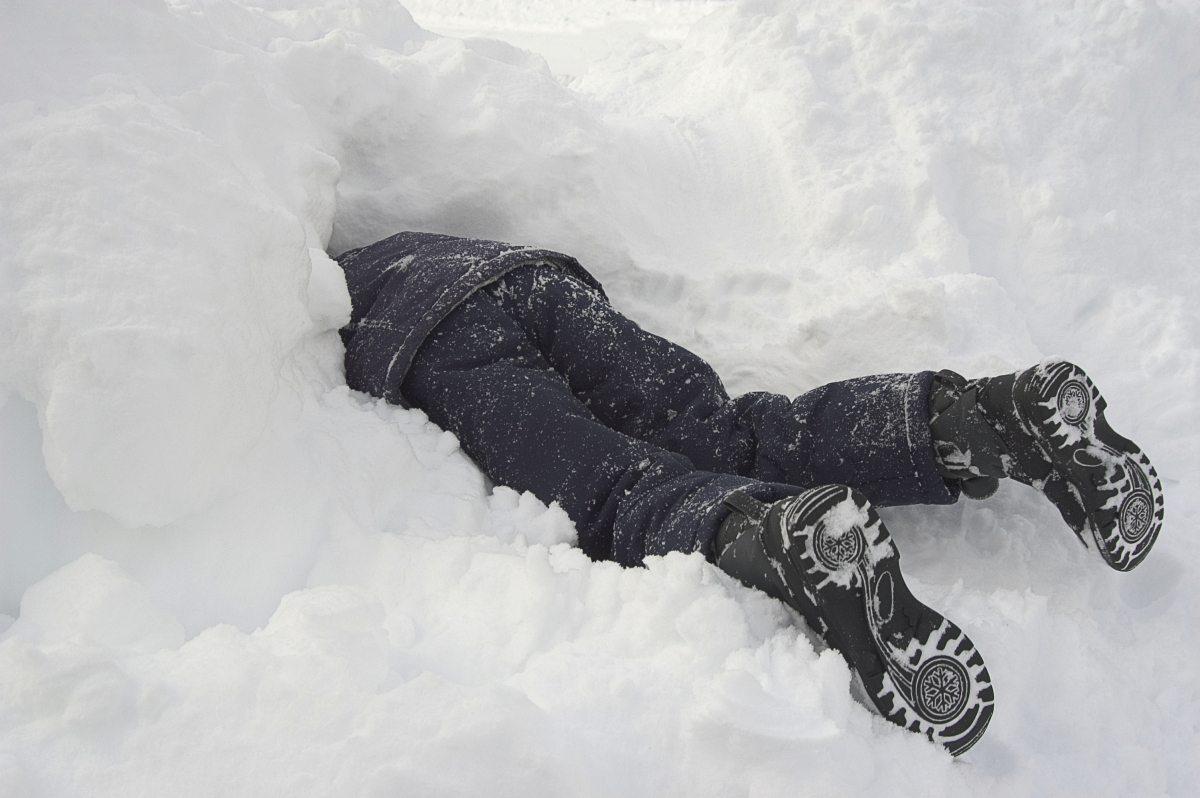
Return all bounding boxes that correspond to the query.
[1017,360,1165,571]
[763,485,994,755]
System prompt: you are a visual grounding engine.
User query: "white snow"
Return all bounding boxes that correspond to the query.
[1,0,1198,795]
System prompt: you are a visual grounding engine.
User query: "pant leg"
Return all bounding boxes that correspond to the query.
[488,264,958,507]
[401,285,799,566]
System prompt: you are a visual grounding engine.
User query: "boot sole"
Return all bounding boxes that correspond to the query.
[765,485,994,756]
[1015,361,1164,571]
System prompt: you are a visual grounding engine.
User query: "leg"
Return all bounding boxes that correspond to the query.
[487,265,956,507]
[930,362,1164,571]
[714,485,993,755]
[401,285,799,565]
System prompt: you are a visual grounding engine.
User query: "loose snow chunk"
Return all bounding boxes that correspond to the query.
[17,555,184,653]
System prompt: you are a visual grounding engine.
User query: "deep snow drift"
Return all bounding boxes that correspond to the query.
[1,0,1198,794]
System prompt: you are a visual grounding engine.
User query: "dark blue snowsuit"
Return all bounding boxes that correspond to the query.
[337,231,958,566]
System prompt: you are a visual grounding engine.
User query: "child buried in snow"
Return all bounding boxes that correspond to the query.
[335,231,1164,756]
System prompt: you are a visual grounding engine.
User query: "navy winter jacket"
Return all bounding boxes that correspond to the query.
[336,231,605,407]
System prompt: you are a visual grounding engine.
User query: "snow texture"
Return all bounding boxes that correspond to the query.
[1,0,1197,794]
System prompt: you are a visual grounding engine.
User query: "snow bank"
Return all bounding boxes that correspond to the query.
[1,0,343,526]
[1,0,1197,794]
[400,0,732,76]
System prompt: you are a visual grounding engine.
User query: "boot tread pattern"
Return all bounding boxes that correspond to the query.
[768,485,994,755]
[1018,360,1165,571]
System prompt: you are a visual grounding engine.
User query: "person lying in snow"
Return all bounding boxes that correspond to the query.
[335,230,1164,756]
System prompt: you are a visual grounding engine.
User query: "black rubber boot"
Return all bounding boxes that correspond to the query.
[715,487,994,756]
[930,360,1164,572]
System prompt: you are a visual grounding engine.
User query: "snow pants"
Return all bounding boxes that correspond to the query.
[403,264,958,566]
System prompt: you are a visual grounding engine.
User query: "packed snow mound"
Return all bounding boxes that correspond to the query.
[2,0,1198,795]
[1,0,351,525]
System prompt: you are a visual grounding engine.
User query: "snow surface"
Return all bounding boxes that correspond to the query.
[2,0,1198,794]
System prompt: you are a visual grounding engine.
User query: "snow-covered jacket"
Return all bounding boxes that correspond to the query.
[336,231,606,407]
